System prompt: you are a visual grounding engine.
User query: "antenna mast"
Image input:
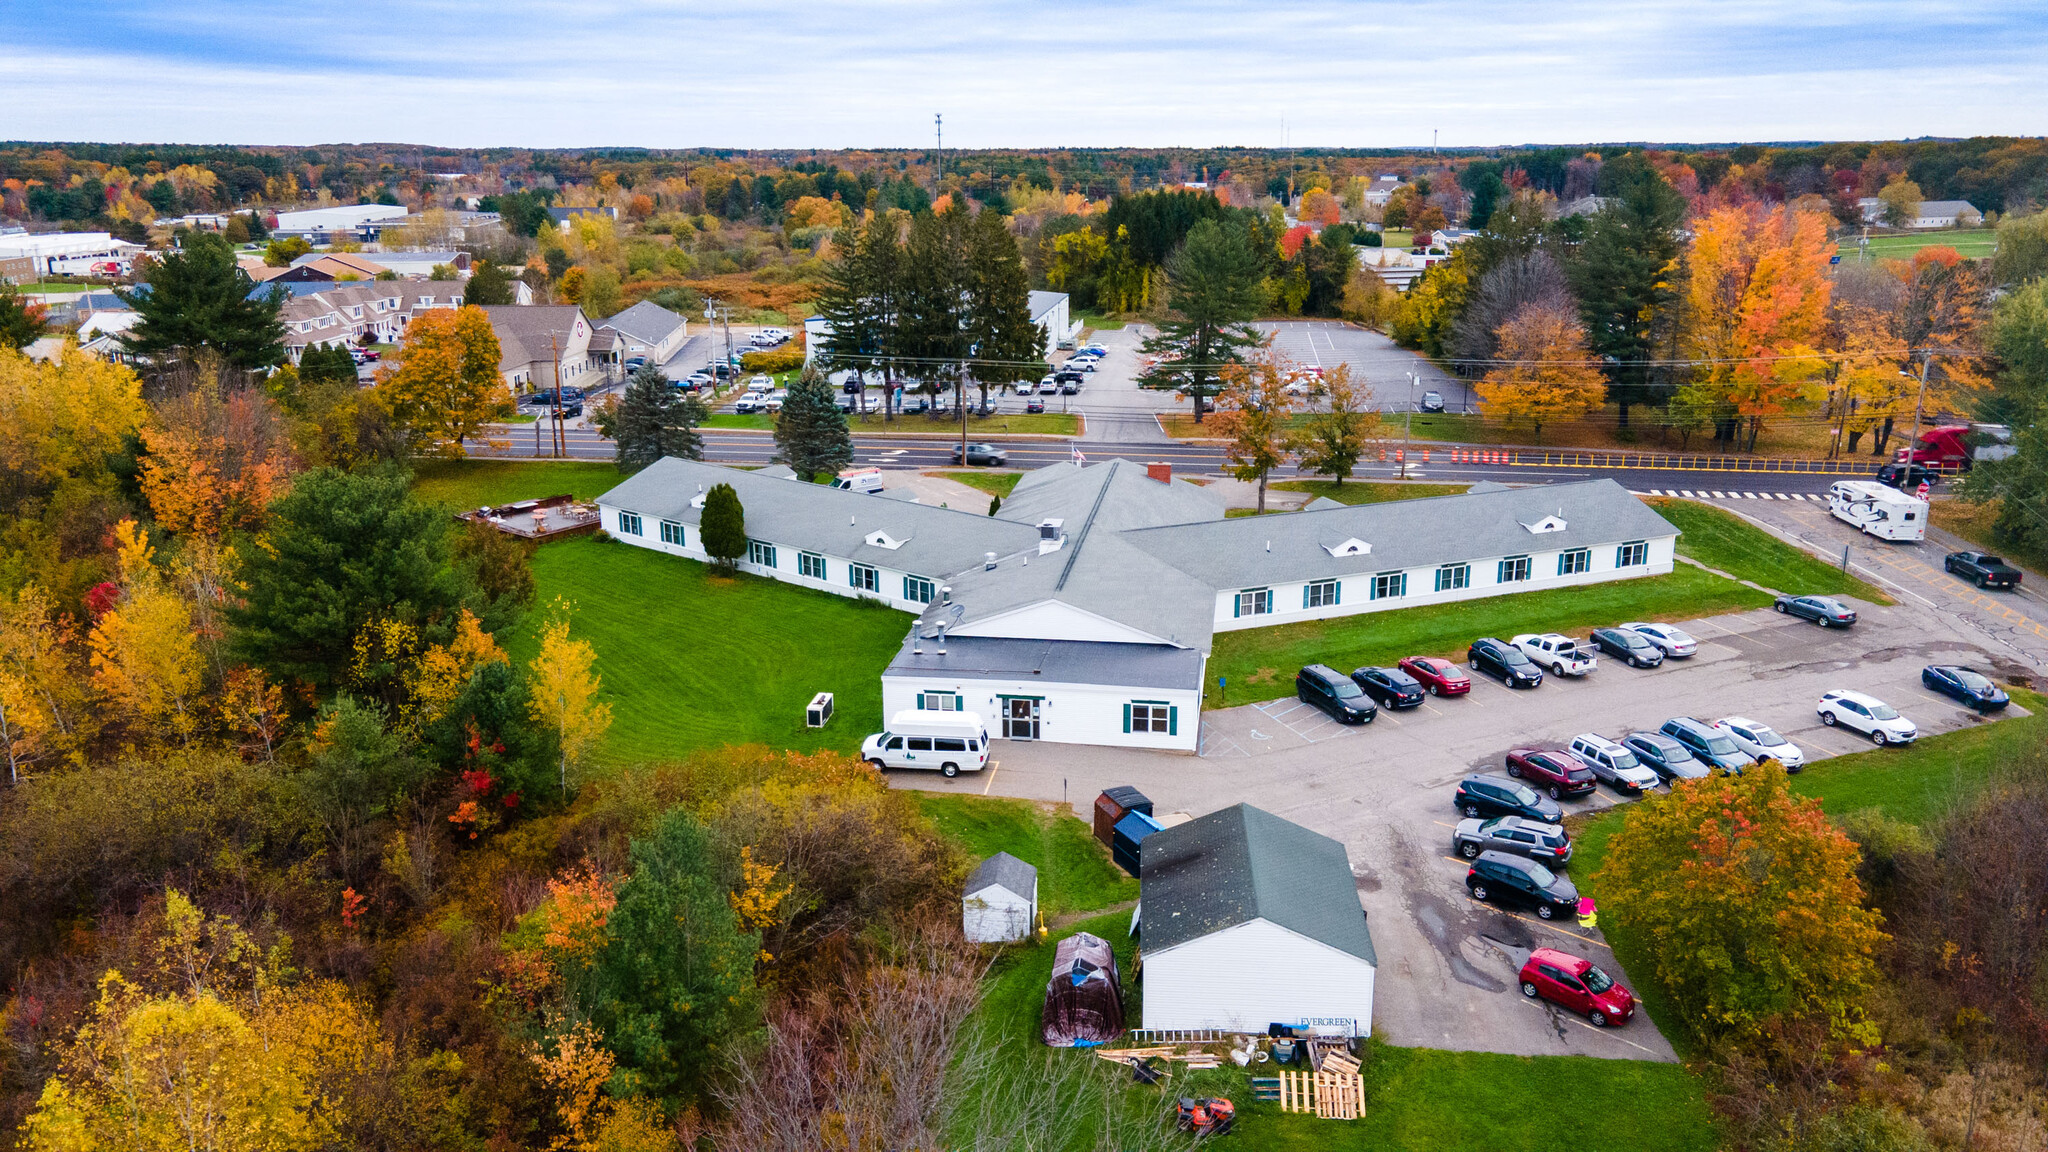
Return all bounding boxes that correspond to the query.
[934,113,943,200]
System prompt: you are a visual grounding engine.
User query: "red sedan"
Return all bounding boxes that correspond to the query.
[1519,947,1635,1027]
[1398,656,1470,696]
[1505,748,1597,799]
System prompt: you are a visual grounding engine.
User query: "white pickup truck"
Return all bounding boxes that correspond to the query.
[1511,633,1597,677]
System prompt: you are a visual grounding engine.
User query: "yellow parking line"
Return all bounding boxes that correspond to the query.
[981,760,1000,795]
[1419,702,1446,717]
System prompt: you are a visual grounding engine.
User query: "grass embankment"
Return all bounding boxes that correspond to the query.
[1567,691,2047,1059]
[1933,498,2048,580]
[412,459,625,508]
[935,471,1023,499]
[1208,566,1771,708]
[505,535,909,767]
[916,795,1136,918]
[1270,479,1470,505]
[1841,228,1997,262]
[1649,498,1892,603]
[1075,311,1126,331]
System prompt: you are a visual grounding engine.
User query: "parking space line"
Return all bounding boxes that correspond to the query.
[1418,701,1445,717]
[1515,999,1658,1054]
[981,760,1000,795]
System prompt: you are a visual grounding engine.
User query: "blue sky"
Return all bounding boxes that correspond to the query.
[4,1,2045,148]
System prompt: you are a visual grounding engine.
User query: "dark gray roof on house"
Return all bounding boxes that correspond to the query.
[886,634,1206,691]
[601,301,685,344]
[481,304,588,371]
[966,851,1037,900]
[1121,478,1676,590]
[1140,804,1376,965]
[597,457,1042,582]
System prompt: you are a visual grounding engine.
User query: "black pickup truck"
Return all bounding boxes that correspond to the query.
[1945,550,2023,589]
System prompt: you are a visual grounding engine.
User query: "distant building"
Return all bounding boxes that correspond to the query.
[482,304,605,391]
[1558,195,1617,219]
[276,282,462,361]
[269,204,411,244]
[1364,175,1402,206]
[1855,197,1982,229]
[547,206,619,232]
[597,301,689,368]
[0,232,144,276]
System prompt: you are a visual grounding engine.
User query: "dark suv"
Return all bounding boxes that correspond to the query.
[1296,664,1377,724]
[1453,815,1572,865]
[1466,850,1580,920]
[1468,637,1543,688]
[1504,748,1598,800]
[1659,717,1756,772]
[1350,666,1424,709]
[1622,731,1710,782]
[1877,461,1941,491]
[1453,773,1562,823]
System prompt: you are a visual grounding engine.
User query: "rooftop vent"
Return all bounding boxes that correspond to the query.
[1038,518,1065,540]
[984,551,998,570]
[941,585,951,604]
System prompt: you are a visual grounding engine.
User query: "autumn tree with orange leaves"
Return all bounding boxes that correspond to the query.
[140,378,297,538]
[375,305,511,457]
[1474,302,1608,440]
[1677,205,1837,450]
[1827,248,1990,457]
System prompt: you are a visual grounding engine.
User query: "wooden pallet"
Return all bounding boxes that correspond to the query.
[1272,1066,1365,1120]
[1090,1046,1174,1061]
[1126,1028,1221,1045]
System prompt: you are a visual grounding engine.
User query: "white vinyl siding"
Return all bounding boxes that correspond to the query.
[1140,919,1374,1034]
[1435,563,1470,592]
[963,881,1037,943]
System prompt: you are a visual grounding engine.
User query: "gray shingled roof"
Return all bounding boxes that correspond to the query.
[1140,804,1376,965]
[966,851,1037,901]
[597,457,1043,582]
[1121,478,1675,591]
[601,301,685,344]
[886,634,1206,691]
[481,305,589,372]
[1027,290,1067,322]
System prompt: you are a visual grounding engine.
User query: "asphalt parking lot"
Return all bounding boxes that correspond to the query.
[894,594,2034,1062]
[1253,320,1466,411]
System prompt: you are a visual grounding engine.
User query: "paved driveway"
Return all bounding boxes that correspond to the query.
[893,595,2032,1062]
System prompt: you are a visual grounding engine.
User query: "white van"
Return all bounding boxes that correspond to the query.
[830,467,887,495]
[861,710,989,777]
[1828,480,1928,542]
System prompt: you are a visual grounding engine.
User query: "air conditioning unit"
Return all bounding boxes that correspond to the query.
[806,692,835,728]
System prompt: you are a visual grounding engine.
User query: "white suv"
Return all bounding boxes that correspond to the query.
[1568,733,1661,793]
[1712,716,1807,769]
[1512,633,1596,677]
[1817,691,1918,746]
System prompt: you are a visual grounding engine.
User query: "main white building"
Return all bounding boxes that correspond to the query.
[596,458,1680,752]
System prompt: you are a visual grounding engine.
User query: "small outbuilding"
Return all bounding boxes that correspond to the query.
[1041,931,1125,1046]
[1135,804,1377,1034]
[963,851,1038,943]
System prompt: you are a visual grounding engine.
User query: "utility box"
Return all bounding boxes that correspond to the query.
[806,692,834,728]
[1112,810,1165,878]
[1094,786,1153,847]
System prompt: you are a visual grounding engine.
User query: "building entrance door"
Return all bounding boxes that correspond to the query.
[1003,697,1040,740]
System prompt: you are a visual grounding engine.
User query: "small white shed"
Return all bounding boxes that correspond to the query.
[963,852,1039,943]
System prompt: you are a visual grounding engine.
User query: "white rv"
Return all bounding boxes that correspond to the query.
[861,710,990,777]
[1828,480,1928,542]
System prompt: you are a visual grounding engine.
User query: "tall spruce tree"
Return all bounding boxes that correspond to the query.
[772,364,854,481]
[698,483,745,572]
[1137,218,1268,421]
[117,231,286,370]
[599,362,706,472]
[463,259,516,306]
[1568,161,1686,427]
[963,206,1046,407]
[897,207,972,414]
[816,206,902,420]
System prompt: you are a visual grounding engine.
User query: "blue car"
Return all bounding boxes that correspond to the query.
[1922,664,2010,712]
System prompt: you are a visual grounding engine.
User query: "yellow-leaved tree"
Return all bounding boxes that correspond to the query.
[527,601,612,799]
[0,584,91,782]
[88,521,203,746]
[0,345,148,495]
[374,305,510,458]
[1474,302,1608,440]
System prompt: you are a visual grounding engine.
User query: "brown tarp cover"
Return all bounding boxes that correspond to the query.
[1041,931,1125,1046]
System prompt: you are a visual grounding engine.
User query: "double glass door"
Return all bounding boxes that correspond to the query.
[1003,698,1040,740]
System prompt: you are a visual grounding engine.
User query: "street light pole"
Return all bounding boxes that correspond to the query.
[1905,350,1931,466]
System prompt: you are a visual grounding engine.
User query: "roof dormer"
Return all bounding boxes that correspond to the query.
[865,529,907,550]
[1322,537,1371,558]
[1522,514,1568,534]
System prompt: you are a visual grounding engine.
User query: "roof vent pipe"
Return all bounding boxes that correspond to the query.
[985,551,997,570]
[1266,540,1271,552]
[941,586,952,604]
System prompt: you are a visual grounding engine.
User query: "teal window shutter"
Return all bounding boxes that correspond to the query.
[1168,706,1178,736]
[1333,581,1341,606]
[1232,594,1241,618]
[1302,585,1311,610]
[915,692,925,709]
[954,694,964,711]
[1122,704,1132,733]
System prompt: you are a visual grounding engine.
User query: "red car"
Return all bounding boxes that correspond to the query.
[1398,656,1470,696]
[1519,948,1635,1027]
[1505,748,1597,800]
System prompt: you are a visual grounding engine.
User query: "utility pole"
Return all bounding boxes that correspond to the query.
[1906,349,1931,465]
[934,113,943,201]
[549,332,565,458]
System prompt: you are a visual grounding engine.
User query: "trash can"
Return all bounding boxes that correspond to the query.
[1093,786,1152,847]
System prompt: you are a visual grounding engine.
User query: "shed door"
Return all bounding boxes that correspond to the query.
[1003,698,1040,740]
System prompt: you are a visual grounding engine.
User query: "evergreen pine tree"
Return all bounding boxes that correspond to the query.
[772,364,854,481]
[816,207,902,420]
[0,285,48,351]
[463,260,516,306]
[964,205,1046,406]
[601,362,705,473]
[116,231,286,370]
[1136,219,1268,422]
[697,483,745,573]
[1568,160,1686,427]
[898,207,972,414]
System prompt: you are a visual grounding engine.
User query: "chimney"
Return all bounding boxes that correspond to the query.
[1146,461,1173,484]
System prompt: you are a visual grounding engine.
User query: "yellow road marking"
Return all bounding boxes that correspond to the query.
[981,760,1000,795]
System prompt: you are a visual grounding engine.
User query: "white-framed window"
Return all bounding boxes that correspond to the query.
[1435,563,1470,592]
[904,575,935,604]
[1498,555,1532,583]
[1559,548,1592,576]
[659,520,684,546]
[1234,588,1272,618]
[1372,571,1407,600]
[1125,700,1177,735]
[1616,540,1649,567]
[748,540,777,568]
[916,691,962,711]
[798,551,826,579]
[849,563,879,593]
[1304,579,1340,609]
[617,511,643,536]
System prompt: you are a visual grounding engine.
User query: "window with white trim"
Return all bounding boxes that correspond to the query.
[1372,571,1407,600]
[659,520,684,546]
[748,540,777,568]
[617,511,643,536]
[1558,548,1592,576]
[1126,701,1176,735]
[904,576,935,604]
[1616,540,1649,567]
[1234,588,1272,617]
[1435,563,1470,592]
[849,563,879,593]
[798,551,826,579]
[1498,555,1532,583]
[1304,579,1340,609]
[916,691,962,711]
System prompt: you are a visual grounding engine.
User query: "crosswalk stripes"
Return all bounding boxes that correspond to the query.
[1638,488,1818,501]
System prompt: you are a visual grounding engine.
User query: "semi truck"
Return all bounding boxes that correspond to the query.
[1896,424,2015,471]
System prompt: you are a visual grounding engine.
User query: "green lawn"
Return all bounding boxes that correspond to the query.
[412,459,626,508]
[1209,566,1771,708]
[936,470,1023,499]
[1271,479,1470,505]
[505,535,911,767]
[701,413,776,430]
[1841,229,1997,262]
[1650,498,1891,602]
[916,794,1136,918]
[1075,311,1126,331]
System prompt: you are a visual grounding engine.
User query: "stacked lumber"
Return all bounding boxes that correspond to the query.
[1313,1050,1363,1120]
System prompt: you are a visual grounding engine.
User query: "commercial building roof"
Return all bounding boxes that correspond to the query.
[600,301,685,344]
[886,634,1206,692]
[1027,290,1067,322]
[1140,804,1376,965]
[481,305,589,372]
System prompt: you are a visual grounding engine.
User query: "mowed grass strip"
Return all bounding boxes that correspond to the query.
[1270,479,1470,505]
[507,535,911,767]
[1649,497,1891,602]
[915,794,1136,917]
[934,470,1023,499]
[1208,565,1770,708]
[413,459,627,509]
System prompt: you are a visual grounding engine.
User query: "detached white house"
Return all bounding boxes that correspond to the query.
[963,852,1038,943]
[1136,804,1377,1034]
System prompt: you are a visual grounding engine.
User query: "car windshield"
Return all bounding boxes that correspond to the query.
[1502,649,1533,666]
[1954,670,1993,691]
[1331,679,1364,699]
[1507,782,1541,806]
[1479,817,1506,833]
[1749,726,1786,746]
[1609,748,1641,769]
[1523,861,1557,887]
[1868,702,1901,720]
[1583,965,1615,993]
[1705,735,1740,755]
